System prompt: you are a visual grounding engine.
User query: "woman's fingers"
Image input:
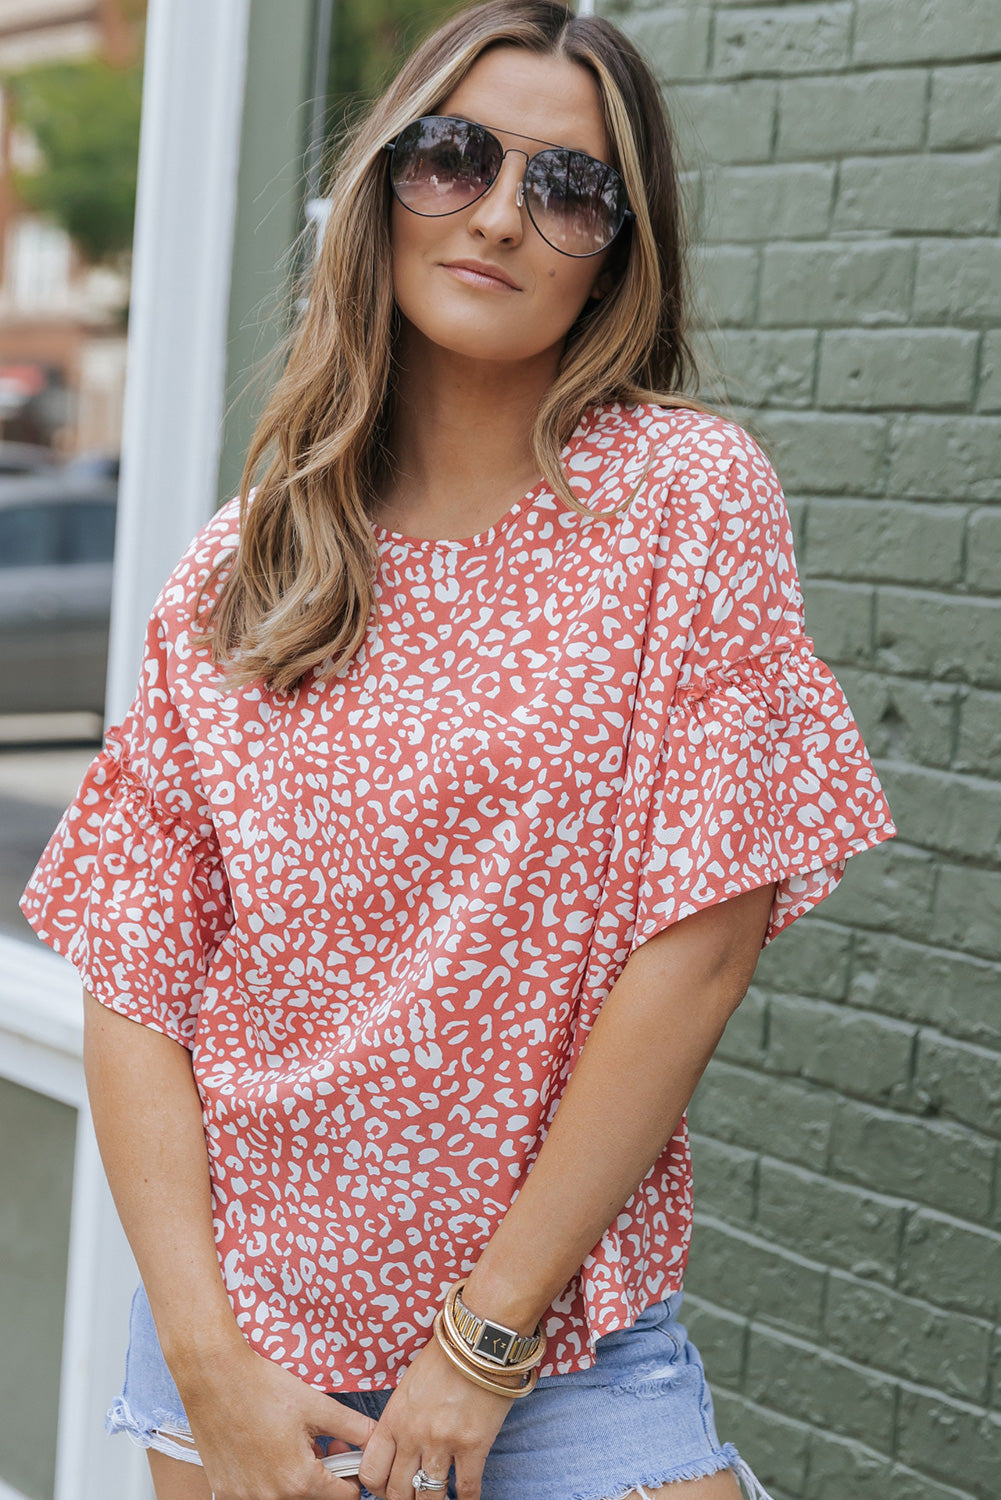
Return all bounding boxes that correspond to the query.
[311,1388,378,1451]
[452,1449,486,1500]
[386,1445,433,1500]
[178,1347,378,1500]
[416,1454,455,1496]
[356,1423,397,1497]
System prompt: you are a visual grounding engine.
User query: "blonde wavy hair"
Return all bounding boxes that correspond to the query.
[193,0,721,694]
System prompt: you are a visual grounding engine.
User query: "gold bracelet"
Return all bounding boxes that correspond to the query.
[441,1281,546,1377]
[432,1312,539,1398]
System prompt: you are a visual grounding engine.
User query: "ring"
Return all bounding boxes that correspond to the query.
[412,1468,447,1492]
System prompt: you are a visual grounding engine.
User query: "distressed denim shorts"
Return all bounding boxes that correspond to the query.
[108,1282,773,1500]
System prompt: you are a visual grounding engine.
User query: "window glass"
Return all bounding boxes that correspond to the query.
[0,1079,76,1500]
[325,0,468,141]
[0,503,62,567]
[0,2,141,950]
[62,499,117,562]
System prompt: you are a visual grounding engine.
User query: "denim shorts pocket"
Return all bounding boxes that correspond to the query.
[601,1318,688,1396]
[532,1297,684,1390]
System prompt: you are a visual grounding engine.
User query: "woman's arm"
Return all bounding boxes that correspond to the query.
[460,879,778,1333]
[357,880,777,1500]
[82,987,242,1364]
[82,988,376,1497]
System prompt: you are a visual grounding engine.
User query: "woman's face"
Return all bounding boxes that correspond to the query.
[389,46,618,368]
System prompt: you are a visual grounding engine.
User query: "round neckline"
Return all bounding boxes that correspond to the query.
[369,403,600,552]
[370,473,549,551]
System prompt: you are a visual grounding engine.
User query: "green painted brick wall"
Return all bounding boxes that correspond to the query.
[595,1,1001,1495]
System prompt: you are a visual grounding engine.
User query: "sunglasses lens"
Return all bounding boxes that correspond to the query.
[525,150,628,256]
[390,117,501,216]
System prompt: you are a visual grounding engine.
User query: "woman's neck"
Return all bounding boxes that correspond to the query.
[379,328,562,527]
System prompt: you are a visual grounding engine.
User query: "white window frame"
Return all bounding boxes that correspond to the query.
[0,2,250,1495]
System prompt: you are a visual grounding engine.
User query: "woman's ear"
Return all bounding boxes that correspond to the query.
[588,269,616,302]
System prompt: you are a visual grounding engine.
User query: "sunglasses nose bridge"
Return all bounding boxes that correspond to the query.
[474,144,530,220]
[490,144,530,191]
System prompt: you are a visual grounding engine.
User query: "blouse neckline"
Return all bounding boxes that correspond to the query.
[369,403,600,552]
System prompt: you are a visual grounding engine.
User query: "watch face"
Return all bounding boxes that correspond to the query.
[473,1323,515,1364]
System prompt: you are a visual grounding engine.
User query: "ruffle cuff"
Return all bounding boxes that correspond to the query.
[19,729,232,1048]
[631,634,897,953]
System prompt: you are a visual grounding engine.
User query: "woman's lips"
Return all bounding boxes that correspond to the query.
[442,262,520,291]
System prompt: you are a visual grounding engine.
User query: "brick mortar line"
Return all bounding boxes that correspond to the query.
[693,1211,998,1328]
[845,0,856,67]
[960,505,975,602]
[690,1133,1001,1229]
[948,668,964,766]
[702,1054,1001,1146]
[803,499,987,516]
[694,236,1000,249]
[893,1199,912,1299]
[799,507,999,521]
[831,833,999,877]
[831,912,1001,953]
[709,1054,1001,1139]
[691,53,1001,75]
[704,1381,982,1500]
[734,1315,1001,1417]
[661,52,1001,81]
[758,987,1001,1062]
[873,582,1001,604]
[804,581,996,598]
[705,0,718,81]
[730,145,1001,159]
[686,59,1001,85]
[920,51,934,152]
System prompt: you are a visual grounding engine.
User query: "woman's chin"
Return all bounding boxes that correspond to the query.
[408,320,558,367]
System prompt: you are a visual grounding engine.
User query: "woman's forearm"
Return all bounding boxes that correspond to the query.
[82,988,244,1378]
[461,883,776,1335]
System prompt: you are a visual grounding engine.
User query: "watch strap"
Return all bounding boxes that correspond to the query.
[450,1286,543,1366]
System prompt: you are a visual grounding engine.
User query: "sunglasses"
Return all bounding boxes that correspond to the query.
[383,115,634,258]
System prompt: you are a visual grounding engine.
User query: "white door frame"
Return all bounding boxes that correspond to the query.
[0,1,250,1495]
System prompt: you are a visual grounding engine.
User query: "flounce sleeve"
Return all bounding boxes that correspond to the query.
[19,610,233,1049]
[632,631,897,951]
[630,425,897,954]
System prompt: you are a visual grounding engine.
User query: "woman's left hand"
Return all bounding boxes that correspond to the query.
[356,1332,519,1500]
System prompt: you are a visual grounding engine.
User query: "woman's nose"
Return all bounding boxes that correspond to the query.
[465,150,527,243]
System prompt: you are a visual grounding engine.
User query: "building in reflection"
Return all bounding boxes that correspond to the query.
[0,0,143,457]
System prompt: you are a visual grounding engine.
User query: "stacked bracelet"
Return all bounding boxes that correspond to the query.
[432,1312,539,1396]
[431,1279,547,1399]
[444,1280,545,1369]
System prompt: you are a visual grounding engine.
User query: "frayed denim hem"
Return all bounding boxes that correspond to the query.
[571,1443,775,1500]
[105,1396,203,1466]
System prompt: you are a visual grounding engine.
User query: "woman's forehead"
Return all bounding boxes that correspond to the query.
[440,48,609,159]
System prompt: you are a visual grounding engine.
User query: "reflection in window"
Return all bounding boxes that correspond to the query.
[63,499,116,562]
[0,502,62,566]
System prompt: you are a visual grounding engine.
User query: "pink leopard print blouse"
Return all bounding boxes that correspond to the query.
[21,402,897,1388]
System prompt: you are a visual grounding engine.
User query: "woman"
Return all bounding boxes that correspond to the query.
[20,3,897,1499]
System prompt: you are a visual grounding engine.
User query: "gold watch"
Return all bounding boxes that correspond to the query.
[447,1279,545,1368]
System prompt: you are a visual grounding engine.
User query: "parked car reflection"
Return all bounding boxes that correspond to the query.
[61,451,120,483]
[0,474,116,715]
[0,441,59,476]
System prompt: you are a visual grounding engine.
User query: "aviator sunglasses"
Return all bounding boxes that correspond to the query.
[384,114,635,259]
